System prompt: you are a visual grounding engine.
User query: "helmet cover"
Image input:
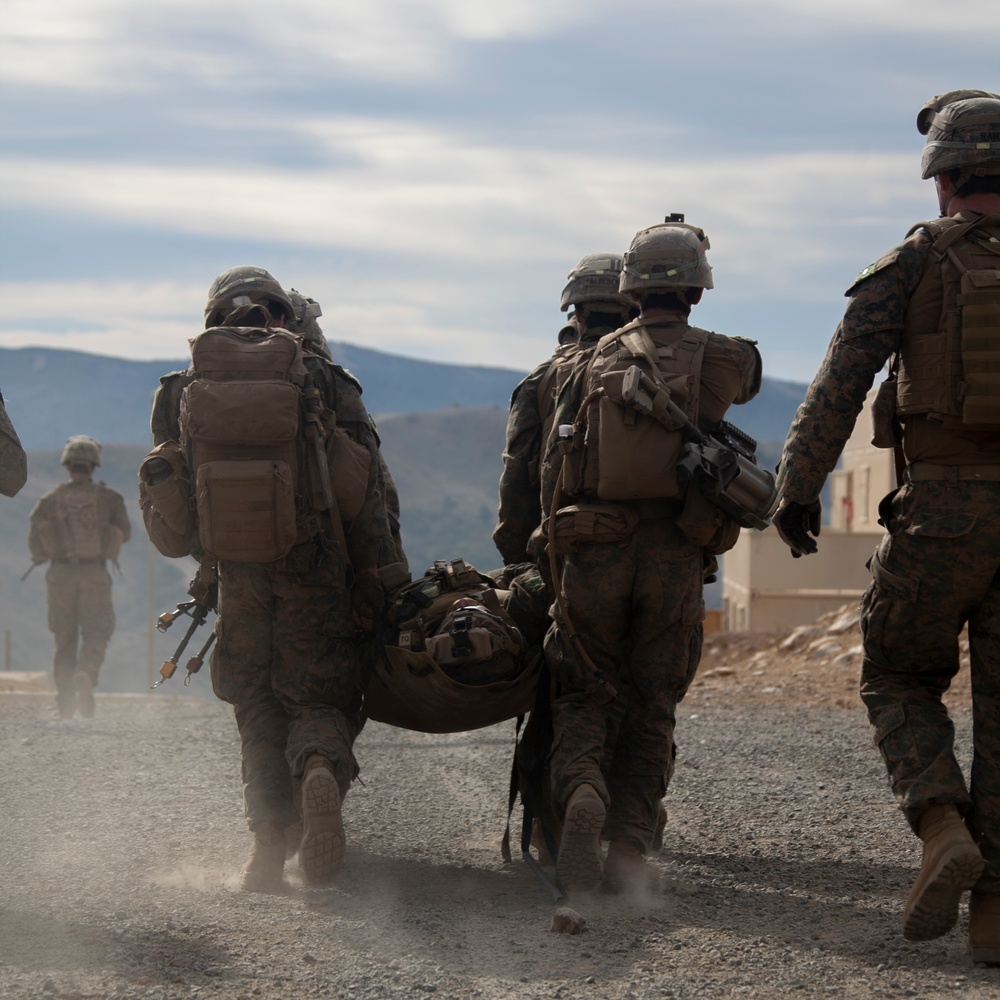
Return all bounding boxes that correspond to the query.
[619,221,714,294]
[61,435,101,467]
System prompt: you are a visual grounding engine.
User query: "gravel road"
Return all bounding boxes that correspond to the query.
[0,689,995,1000]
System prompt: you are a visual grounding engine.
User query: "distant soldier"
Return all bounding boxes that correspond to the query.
[28,436,131,718]
[0,390,27,497]
[774,90,1000,960]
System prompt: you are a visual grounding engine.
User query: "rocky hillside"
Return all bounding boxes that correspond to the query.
[692,603,973,713]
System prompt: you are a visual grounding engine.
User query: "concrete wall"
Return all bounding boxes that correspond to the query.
[723,529,877,632]
[723,386,898,633]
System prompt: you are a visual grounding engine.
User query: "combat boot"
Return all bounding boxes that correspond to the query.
[902,804,983,942]
[299,755,345,885]
[651,801,668,852]
[556,784,605,894]
[285,819,303,861]
[969,892,1000,965]
[240,822,286,893]
[73,671,94,719]
[603,840,661,894]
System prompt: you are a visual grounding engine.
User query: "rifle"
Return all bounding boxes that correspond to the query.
[152,599,214,688]
[152,563,218,689]
[20,561,42,582]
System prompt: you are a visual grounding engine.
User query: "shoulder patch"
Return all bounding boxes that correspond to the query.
[845,248,902,296]
[332,363,363,393]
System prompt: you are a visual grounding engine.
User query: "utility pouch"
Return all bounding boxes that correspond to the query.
[139,441,195,556]
[871,373,901,449]
[326,423,371,521]
[676,487,741,553]
[551,503,640,555]
[195,459,297,563]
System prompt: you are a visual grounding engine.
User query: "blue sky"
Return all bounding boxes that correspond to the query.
[1,1,997,381]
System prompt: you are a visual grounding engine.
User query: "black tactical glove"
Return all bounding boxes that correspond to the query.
[773,499,821,558]
[351,570,386,630]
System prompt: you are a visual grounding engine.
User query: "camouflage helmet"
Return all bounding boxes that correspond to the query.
[559,253,631,312]
[204,265,295,327]
[620,218,713,295]
[286,288,333,360]
[917,90,1000,180]
[61,435,101,468]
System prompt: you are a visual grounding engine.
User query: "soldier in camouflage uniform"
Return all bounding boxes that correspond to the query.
[495,256,677,862]
[28,436,131,718]
[0,390,27,498]
[147,267,400,893]
[494,254,635,568]
[541,222,761,895]
[774,91,1000,960]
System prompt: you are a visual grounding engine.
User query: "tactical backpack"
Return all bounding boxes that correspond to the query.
[559,319,707,501]
[363,558,541,733]
[145,326,371,566]
[896,213,1000,428]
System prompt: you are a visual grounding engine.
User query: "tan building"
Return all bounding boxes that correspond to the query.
[722,387,895,632]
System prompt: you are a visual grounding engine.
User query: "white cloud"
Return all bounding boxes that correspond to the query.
[0,0,604,88]
[4,0,996,90]
[751,0,999,32]
[0,120,927,293]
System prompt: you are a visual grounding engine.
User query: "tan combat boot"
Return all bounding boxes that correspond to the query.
[240,822,286,893]
[902,804,983,941]
[651,800,668,852]
[969,892,1000,965]
[73,671,94,719]
[556,784,605,894]
[299,755,345,886]
[285,819,303,861]
[603,840,661,894]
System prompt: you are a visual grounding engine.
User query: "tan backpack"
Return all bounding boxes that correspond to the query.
[559,319,707,501]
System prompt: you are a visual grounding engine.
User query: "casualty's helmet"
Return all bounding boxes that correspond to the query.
[286,288,333,360]
[204,265,295,328]
[61,435,101,468]
[918,90,1000,180]
[619,217,714,295]
[559,253,631,312]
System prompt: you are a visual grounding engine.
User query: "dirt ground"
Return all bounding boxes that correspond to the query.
[0,606,993,1000]
[691,603,972,713]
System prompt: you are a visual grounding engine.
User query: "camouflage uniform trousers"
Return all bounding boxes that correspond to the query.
[46,561,115,708]
[860,479,1000,895]
[211,542,364,835]
[545,517,705,852]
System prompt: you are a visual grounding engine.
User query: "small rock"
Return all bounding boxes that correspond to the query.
[303,953,317,964]
[550,906,587,934]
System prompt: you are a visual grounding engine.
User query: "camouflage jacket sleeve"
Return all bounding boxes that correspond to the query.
[494,362,550,565]
[776,231,930,504]
[0,393,27,498]
[104,486,133,543]
[27,487,57,562]
[326,365,395,574]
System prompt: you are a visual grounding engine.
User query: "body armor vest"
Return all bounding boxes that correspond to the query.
[896,213,1000,428]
